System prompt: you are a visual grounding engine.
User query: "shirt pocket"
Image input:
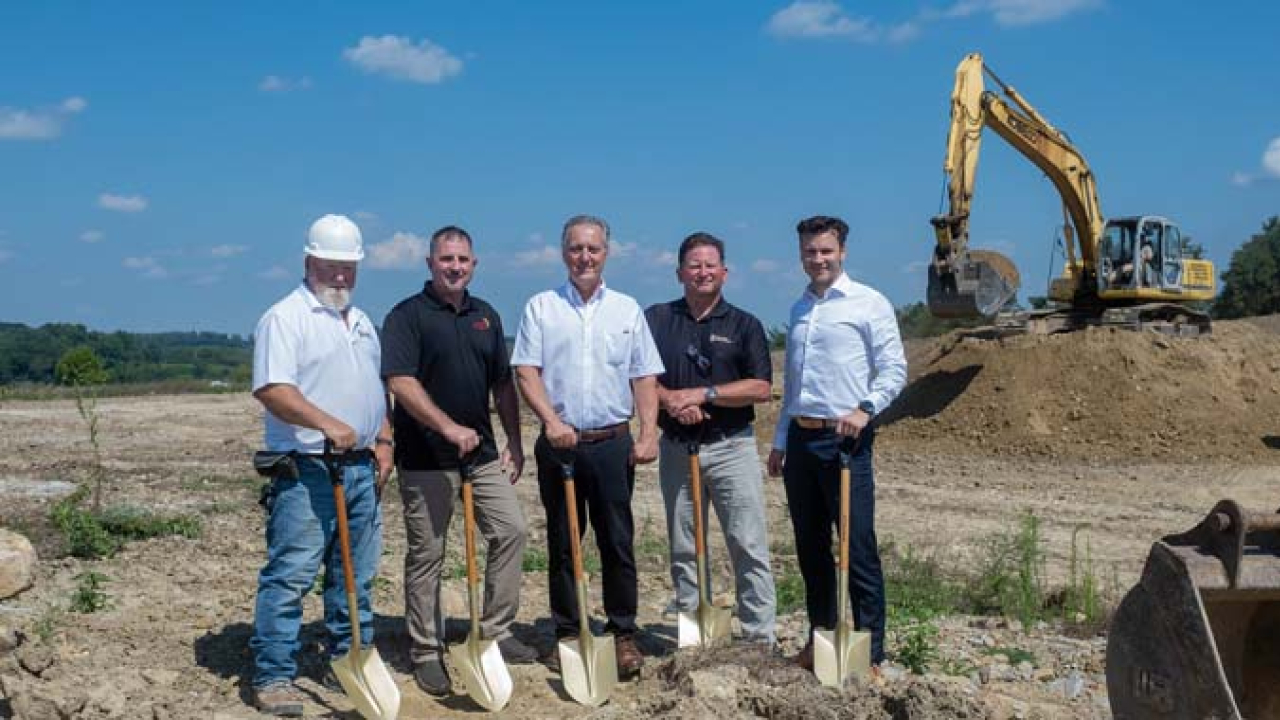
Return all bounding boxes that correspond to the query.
[604,330,631,366]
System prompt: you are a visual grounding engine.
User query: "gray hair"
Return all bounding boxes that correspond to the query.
[561,214,611,249]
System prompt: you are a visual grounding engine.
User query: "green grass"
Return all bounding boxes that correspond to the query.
[981,645,1036,666]
[775,566,805,614]
[522,546,549,573]
[49,489,202,560]
[70,571,111,614]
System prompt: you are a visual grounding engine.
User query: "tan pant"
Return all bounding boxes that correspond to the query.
[399,461,527,663]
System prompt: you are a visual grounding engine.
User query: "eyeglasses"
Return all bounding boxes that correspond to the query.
[685,344,711,375]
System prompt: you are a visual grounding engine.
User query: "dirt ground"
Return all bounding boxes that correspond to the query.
[2,316,1280,719]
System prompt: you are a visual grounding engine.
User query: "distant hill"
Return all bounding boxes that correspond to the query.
[0,323,251,385]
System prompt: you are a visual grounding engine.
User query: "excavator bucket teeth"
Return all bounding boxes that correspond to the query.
[1106,500,1280,720]
[927,250,1020,318]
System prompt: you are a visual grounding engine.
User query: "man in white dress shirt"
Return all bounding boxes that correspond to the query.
[766,215,907,674]
[511,214,664,678]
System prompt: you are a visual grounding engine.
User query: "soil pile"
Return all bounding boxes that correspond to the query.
[881,317,1280,461]
[591,645,991,720]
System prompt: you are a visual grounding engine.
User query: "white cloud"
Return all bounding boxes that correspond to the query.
[259,265,291,281]
[751,259,782,273]
[353,210,379,223]
[259,75,313,92]
[343,35,463,85]
[514,244,561,267]
[211,244,248,258]
[945,0,1104,27]
[0,96,87,140]
[80,229,104,243]
[123,256,167,278]
[98,193,148,212]
[649,250,678,268]
[1231,171,1255,187]
[1264,137,1280,179]
[767,1,880,40]
[366,231,429,270]
[611,241,638,259]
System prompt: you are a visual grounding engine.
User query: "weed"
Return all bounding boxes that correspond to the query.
[937,656,978,678]
[980,645,1036,666]
[49,492,201,559]
[70,571,111,613]
[884,541,959,623]
[775,566,805,615]
[634,518,667,567]
[1063,526,1103,624]
[965,510,1045,625]
[33,607,63,643]
[522,546,549,573]
[96,506,201,541]
[894,620,939,674]
[56,346,109,509]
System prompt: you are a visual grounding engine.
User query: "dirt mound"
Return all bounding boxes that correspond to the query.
[590,645,990,720]
[881,317,1280,461]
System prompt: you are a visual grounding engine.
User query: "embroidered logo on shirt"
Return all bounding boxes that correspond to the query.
[473,317,491,331]
[709,333,734,344]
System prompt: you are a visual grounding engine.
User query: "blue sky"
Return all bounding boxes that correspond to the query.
[3,1,1278,335]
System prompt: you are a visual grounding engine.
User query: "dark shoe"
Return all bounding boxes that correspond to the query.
[793,639,814,671]
[319,665,343,693]
[615,634,644,678]
[253,680,304,717]
[413,656,452,697]
[498,636,538,665]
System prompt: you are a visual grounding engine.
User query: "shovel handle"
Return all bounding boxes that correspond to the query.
[332,464,363,660]
[689,450,706,560]
[563,468,585,583]
[461,477,480,587]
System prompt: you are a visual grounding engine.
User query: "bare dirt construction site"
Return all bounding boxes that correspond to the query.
[3,316,1280,719]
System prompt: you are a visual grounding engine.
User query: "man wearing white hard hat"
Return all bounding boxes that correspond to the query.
[247,214,394,716]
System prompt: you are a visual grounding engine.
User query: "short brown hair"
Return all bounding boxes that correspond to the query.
[796,216,849,246]
[677,232,725,266]
[430,225,473,253]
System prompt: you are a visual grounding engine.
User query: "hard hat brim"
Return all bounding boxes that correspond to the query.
[305,246,365,262]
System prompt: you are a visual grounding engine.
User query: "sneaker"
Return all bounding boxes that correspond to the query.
[413,656,452,697]
[497,636,538,665]
[253,680,305,717]
[614,634,644,678]
[793,639,814,671]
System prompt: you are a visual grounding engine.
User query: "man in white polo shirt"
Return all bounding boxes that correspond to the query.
[511,214,664,678]
[248,214,394,717]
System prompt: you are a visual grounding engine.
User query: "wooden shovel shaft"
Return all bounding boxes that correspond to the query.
[461,477,482,637]
[689,450,711,604]
[562,468,592,637]
[333,475,363,660]
[836,455,851,640]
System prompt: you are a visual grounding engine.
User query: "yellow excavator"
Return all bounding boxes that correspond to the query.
[928,53,1216,334]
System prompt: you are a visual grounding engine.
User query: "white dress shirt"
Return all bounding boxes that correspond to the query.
[511,280,664,430]
[252,283,387,453]
[772,272,907,450]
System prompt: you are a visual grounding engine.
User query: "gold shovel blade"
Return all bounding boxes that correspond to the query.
[558,634,617,707]
[331,646,402,720]
[813,626,871,688]
[677,605,733,649]
[449,635,513,712]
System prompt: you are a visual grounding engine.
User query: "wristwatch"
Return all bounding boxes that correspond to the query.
[375,436,394,448]
[704,385,719,403]
[857,399,877,417]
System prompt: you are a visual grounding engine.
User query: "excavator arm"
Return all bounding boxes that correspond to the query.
[929,53,1105,317]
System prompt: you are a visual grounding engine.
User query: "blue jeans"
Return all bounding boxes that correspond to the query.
[783,424,886,663]
[250,456,383,688]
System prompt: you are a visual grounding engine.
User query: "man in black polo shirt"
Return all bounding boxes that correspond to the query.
[644,231,777,645]
[381,225,535,698]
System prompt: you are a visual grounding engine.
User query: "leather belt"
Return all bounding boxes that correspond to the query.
[296,448,376,463]
[793,417,838,430]
[578,422,628,444]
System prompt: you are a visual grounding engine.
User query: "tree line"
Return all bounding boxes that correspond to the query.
[0,323,252,385]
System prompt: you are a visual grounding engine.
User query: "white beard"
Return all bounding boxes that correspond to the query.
[316,285,352,311]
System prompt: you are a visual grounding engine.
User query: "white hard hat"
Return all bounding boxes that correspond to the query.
[304,214,364,262]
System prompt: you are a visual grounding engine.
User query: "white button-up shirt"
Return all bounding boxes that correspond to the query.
[772,272,907,450]
[511,280,664,430]
[252,283,387,453]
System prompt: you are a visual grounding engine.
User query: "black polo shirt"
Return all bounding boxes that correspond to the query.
[381,282,510,471]
[644,297,772,440]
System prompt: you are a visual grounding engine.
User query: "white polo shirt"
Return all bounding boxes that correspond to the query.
[252,283,387,453]
[773,272,907,450]
[511,280,664,430]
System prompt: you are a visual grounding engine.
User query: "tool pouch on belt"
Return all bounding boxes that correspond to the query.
[253,451,300,480]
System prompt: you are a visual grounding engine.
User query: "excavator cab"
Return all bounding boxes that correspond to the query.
[1107,500,1280,719]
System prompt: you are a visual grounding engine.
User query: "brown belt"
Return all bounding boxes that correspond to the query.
[793,416,838,430]
[578,422,629,443]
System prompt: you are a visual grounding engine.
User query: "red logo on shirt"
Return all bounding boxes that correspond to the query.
[473,317,491,331]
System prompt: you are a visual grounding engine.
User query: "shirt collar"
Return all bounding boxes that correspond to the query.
[562,279,608,307]
[806,272,855,301]
[423,281,472,313]
[674,295,731,321]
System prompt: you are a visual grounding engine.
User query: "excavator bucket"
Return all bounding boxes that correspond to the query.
[926,249,1020,318]
[1106,500,1280,720]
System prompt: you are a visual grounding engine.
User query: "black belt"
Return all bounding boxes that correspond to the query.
[577,422,629,444]
[664,424,750,444]
[296,448,376,463]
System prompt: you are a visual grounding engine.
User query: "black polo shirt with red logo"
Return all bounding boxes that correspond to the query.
[644,297,772,441]
[381,282,510,471]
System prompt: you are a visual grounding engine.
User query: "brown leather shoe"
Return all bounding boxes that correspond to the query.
[614,634,644,678]
[793,639,814,671]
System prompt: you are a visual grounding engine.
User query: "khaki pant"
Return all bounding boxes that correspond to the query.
[399,461,527,663]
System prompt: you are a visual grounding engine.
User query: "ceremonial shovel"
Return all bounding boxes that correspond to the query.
[814,436,871,688]
[677,434,732,648]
